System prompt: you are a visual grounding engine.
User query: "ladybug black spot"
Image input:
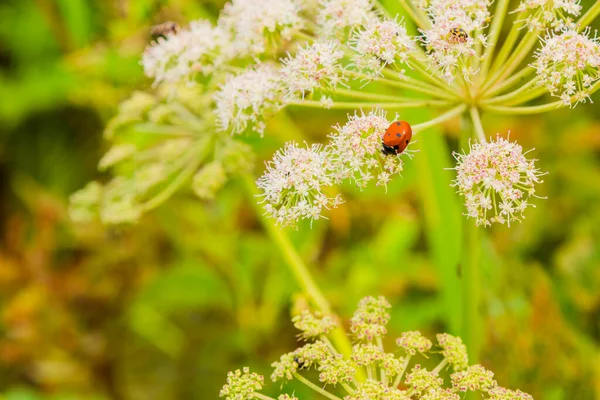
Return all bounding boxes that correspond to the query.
[396,122,401,126]
[405,139,409,143]
[396,133,401,137]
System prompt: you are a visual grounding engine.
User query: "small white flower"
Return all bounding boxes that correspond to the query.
[219,0,304,57]
[327,108,405,190]
[514,0,581,30]
[142,20,226,85]
[281,41,347,100]
[350,17,416,78]
[533,29,600,107]
[317,0,376,38]
[257,142,342,227]
[215,64,286,135]
[421,0,491,81]
[453,135,546,227]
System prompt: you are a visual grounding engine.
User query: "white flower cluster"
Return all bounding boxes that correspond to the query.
[257,142,342,227]
[350,18,415,79]
[328,109,405,189]
[218,0,304,57]
[514,0,581,30]
[533,29,600,106]
[142,20,226,86]
[281,41,347,99]
[453,135,545,227]
[421,0,491,81]
[215,64,286,136]
[317,0,376,38]
[257,109,408,227]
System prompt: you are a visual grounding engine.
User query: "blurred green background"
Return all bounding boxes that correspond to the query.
[1,0,599,399]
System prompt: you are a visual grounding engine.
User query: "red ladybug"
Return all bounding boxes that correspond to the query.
[382,120,412,155]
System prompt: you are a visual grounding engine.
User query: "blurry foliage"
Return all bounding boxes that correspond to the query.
[0,0,599,399]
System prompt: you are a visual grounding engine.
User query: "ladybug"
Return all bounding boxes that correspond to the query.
[448,27,468,43]
[382,120,412,155]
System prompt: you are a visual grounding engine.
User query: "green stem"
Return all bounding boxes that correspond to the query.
[469,107,486,142]
[242,176,354,360]
[332,87,434,102]
[392,355,411,388]
[412,104,468,133]
[375,337,388,385]
[431,358,448,375]
[577,0,600,32]
[252,393,277,400]
[293,373,343,400]
[484,83,546,106]
[288,99,451,109]
[487,11,525,76]
[479,0,510,80]
[483,66,535,97]
[460,115,482,366]
[397,0,430,29]
[484,28,540,93]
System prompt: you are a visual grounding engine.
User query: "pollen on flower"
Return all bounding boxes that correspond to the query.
[215,64,286,136]
[533,28,600,107]
[350,18,416,79]
[219,367,264,400]
[256,142,341,227]
[436,333,469,371]
[327,109,405,190]
[405,364,444,394]
[349,296,391,340]
[317,0,376,38]
[281,41,347,100]
[452,135,546,227]
[396,331,433,355]
[218,0,304,57]
[451,364,496,392]
[292,310,337,340]
[142,20,226,86]
[514,0,581,30]
[318,355,356,385]
[487,386,535,400]
[420,0,491,81]
[346,379,411,400]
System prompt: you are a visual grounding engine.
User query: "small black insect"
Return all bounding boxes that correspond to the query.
[150,21,180,40]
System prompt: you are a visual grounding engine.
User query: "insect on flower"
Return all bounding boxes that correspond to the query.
[382,120,412,155]
[448,27,469,43]
[150,21,180,40]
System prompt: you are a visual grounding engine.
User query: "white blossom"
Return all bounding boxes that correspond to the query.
[350,18,416,78]
[142,20,226,85]
[533,28,600,106]
[317,0,376,38]
[327,109,405,189]
[514,0,581,30]
[256,142,342,227]
[219,0,304,57]
[453,135,546,227]
[281,41,347,99]
[215,64,286,135]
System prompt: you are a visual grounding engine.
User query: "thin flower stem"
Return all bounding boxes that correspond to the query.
[288,99,452,109]
[377,74,460,100]
[479,0,510,80]
[484,28,540,93]
[375,337,388,385]
[397,0,430,29]
[332,87,431,102]
[411,57,456,91]
[392,355,411,388]
[133,123,194,136]
[482,77,540,105]
[140,140,210,212]
[577,0,600,32]
[483,66,535,97]
[412,104,468,133]
[241,176,354,360]
[431,358,449,375]
[485,85,546,107]
[487,11,525,76]
[469,107,486,142]
[293,373,343,400]
[460,114,482,366]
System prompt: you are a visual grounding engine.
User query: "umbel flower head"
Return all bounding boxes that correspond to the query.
[220,296,533,400]
[533,28,600,106]
[453,135,546,227]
